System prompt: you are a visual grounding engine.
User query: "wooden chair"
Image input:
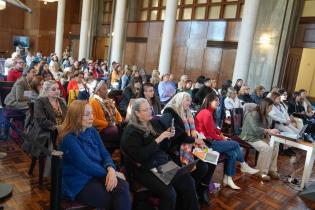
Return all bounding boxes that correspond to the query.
[0,81,14,107]
[50,151,93,210]
[120,147,159,209]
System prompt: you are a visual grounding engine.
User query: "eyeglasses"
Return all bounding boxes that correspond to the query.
[17,61,25,64]
[139,107,152,112]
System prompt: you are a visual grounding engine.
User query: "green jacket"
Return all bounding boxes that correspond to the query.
[240,111,271,142]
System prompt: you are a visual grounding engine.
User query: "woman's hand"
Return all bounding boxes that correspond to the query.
[105,167,117,192]
[155,130,173,144]
[267,129,280,135]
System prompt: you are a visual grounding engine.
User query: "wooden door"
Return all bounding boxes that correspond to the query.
[281,48,303,94]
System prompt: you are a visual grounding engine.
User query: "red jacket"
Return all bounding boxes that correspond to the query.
[7,69,23,82]
[195,107,224,140]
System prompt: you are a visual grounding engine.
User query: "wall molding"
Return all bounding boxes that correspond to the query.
[206,40,238,49]
[126,37,148,43]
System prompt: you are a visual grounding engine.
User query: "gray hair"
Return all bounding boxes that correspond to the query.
[128,98,156,136]
[226,87,236,98]
[39,80,58,97]
[163,92,192,121]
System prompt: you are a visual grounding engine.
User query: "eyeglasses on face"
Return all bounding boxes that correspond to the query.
[139,107,152,112]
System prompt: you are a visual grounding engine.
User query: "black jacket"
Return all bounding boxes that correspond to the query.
[194,86,215,105]
[121,120,171,170]
[238,94,253,104]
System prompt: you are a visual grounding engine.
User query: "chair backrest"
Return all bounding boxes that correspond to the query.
[231,108,244,135]
[0,81,14,106]
[50,151,63,210]
[120,146,142,183]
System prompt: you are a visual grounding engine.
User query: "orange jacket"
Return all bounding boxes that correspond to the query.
[89,96,122,131]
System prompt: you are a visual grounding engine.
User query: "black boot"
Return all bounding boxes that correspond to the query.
[197,184,210,205]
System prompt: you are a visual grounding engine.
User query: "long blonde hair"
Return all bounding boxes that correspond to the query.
[57,100,89,144]
[163,92,193,121]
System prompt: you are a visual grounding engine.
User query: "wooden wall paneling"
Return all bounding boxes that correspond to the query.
[71,39,80,60]
[187,38,207,49]
[294,24,306,47]
[145,38,161,71]
[281,48,303,94]
[0,4,25,29]
[185,48,205,80]
[189,21,208,39]
[202,47,223,81]
[148,22,162,37]
[126,23,138,37]
[134,43,147,68]
[175,22,191,38]
[171,47,188,80]
[93,37,108,60]
[225,21,241,41]
[136,22,149,37]
[218,49,237,87]
[39,2,57,31]
[123,42,136,65]
[207,21,227,41]
[37,35,55,55]
[0,32,12,54]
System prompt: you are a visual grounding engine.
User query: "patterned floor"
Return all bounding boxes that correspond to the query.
[0,139,315,210]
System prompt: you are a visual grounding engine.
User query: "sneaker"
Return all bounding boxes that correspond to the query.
[254,172,271,181]
[268,171,280,179]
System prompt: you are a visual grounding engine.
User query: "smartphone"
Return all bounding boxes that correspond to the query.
[171,118,175,136]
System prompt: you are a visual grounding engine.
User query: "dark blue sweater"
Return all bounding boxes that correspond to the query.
[60,127,116,200]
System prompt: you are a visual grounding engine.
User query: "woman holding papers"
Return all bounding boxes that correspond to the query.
[195,93,259,190]
[121,98,199,210]
[160,92,215,204]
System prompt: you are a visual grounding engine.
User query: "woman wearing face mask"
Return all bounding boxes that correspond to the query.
[240,98,280,181]
[59,100,131,210]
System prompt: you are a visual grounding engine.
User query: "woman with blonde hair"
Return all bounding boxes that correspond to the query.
[58,100,131,209]
[177,75,189,91]
[24,80,67,187]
